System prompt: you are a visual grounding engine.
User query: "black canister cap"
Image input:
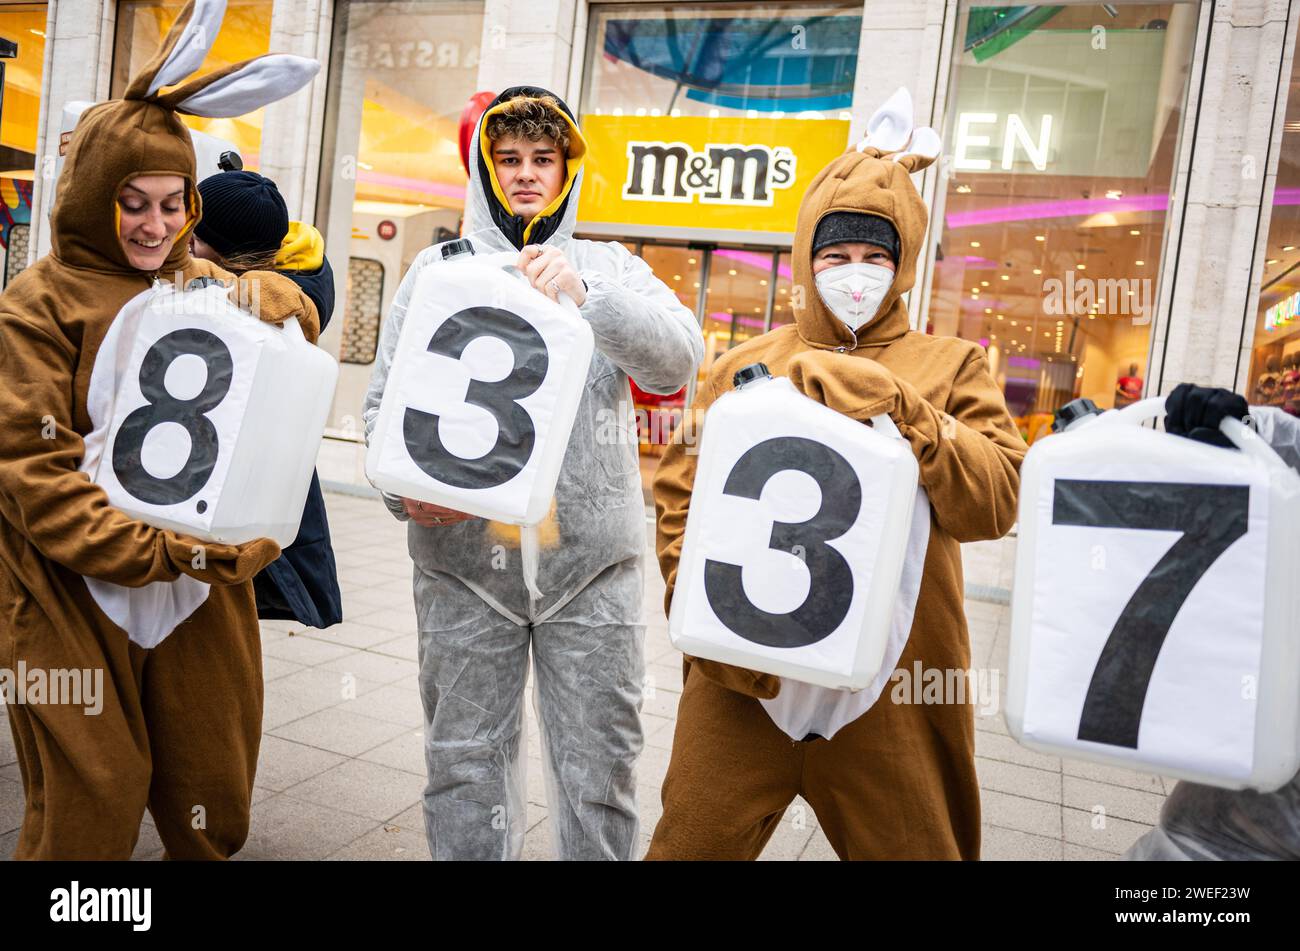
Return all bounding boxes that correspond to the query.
[733,363,772,388]
[1052,397,1101,433]
[440,238,476,260]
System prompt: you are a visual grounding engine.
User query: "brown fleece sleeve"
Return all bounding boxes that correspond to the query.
[232,270,320,344]
[170,260,320,344]
[652,374,714,614]
[786,348,1024,542]
[0,313,281,587]
[786,350,895,422]
[653,372,782,700]
[891,350,1025,542]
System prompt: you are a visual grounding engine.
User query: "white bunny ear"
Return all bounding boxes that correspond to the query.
[146,0,229,96]
[894,125,942,164]
[123,0,229,100]
[855,87,914,153]
[166,54,320,117]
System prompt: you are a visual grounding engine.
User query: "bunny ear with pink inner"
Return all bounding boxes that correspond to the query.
[124,0,229,100]
[893,125,941,173]
[850,87,942,173]
[855,87,915,154]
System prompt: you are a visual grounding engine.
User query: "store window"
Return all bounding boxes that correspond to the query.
[316,0,485,429]
[770,252,794,331]
[113,0,271,164]
[343,257,384,365]
[632,243,701,476]
[703,246,774,358]
[1244,26,1300,411]
[926,2,1199,443]
[578,2,861,478]
[619,240,790,490]
[579,1,859,243]
[0,2,46,285]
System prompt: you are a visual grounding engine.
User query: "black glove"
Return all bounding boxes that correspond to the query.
[1165,383,1248,449]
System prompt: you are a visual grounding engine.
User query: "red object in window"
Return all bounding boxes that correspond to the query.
[459,91,497,177]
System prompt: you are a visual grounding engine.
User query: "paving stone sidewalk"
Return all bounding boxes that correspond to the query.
[0,492,1166,860]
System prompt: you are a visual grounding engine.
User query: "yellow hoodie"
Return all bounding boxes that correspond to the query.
[275,220,325,272]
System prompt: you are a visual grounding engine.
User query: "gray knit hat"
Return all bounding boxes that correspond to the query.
[812,211,899,262]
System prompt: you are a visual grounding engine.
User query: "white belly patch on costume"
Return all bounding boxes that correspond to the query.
[79,286,210,649]
[759,488,931,741]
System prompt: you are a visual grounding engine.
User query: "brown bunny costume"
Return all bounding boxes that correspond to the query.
[0,0,319,859]
[647,98,1025,860]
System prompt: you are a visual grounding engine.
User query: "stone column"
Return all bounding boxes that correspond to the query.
[850,0,955,328]
[1151,0,1298,393]
[1231,0,1300,391]
[850,0,951,142]
[475,0,576,96]
[260,0,334,222]
[29,0,116,261]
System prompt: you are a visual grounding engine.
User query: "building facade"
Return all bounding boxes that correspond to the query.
[4,0,1298,486]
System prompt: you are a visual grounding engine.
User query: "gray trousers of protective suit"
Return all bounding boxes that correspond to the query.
[413,558,645,860]
[1124,769,1300,861]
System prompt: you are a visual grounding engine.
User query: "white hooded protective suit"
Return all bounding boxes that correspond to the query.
[362,86,703,860]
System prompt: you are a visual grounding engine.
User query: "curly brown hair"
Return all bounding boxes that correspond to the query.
[485,96,571,155]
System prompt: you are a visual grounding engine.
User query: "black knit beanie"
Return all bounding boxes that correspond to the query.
[195,171,289,258]
[812,211,899,262]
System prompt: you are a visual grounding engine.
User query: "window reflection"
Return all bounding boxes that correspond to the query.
[701,247,773,369]
[0,2,45,287]
[583,2,861,121]
[630,244,698,488]
[316,0,486,424]
[927,2,1197,443]
[770,252,794,331]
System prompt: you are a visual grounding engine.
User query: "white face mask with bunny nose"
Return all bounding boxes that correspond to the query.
[814,263,894,330]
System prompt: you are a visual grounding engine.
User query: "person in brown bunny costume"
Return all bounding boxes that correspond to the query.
[647,90,1025,860]
[0,0,320,859]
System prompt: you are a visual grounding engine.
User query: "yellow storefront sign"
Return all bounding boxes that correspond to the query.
[578,115,850,236]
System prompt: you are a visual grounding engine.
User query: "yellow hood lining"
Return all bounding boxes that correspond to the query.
[478,99,588,244]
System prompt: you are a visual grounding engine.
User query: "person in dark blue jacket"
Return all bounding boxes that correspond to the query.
[192,170,343,629]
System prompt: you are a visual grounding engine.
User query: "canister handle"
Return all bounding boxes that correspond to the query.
[278,312,306,343]
[463,249,581,317]
[869,412,903,439]
[1096,395,1287,470]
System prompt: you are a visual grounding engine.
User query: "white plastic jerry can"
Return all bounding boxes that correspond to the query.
[86,281,339,547]
[1007,396,1300,791]
[366,249,595,526]
[668,364,920,689]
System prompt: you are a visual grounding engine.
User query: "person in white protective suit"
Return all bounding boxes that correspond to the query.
[1125,382,1300,860]
[363,86,704,860]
